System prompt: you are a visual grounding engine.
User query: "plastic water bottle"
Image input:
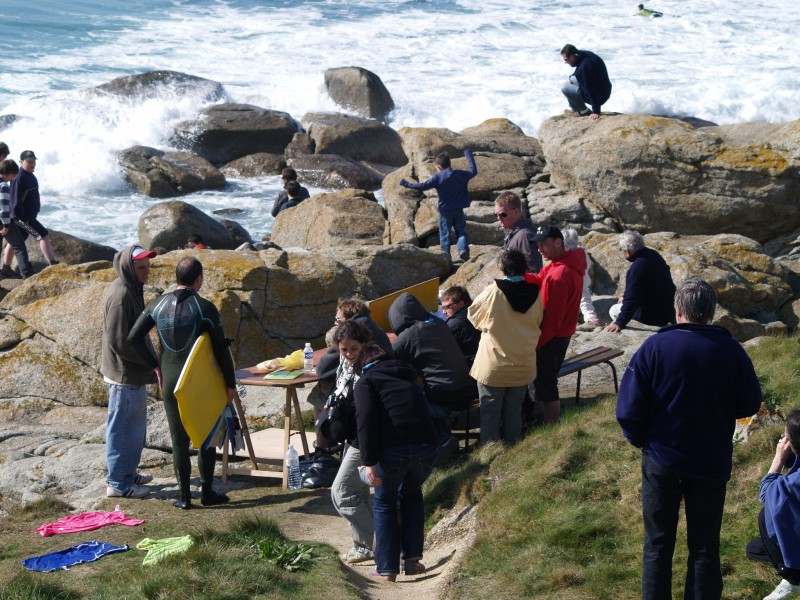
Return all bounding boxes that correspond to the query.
[303,342,314,372]
[286,444,302,490]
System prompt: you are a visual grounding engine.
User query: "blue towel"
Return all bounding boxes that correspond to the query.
[21,540,128,572]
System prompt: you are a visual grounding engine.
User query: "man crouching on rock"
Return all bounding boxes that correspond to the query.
[128,256,236,509]
[101,245,159,499]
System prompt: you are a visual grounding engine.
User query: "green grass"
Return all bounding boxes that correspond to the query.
[0,501,356,600]
[748,335,800,409]
[443,398,784,599]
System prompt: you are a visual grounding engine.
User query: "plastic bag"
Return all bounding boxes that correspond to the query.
[257,349,304,371]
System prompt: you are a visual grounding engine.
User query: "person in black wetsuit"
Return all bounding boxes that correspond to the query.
[128,256,236,509]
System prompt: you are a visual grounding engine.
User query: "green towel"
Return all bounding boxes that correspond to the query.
[136,535,194,566]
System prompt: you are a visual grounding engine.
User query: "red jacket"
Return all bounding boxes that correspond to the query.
[524,248,586,349]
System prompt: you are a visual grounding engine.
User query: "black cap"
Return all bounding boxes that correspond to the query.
[20,150,37,161]
[532,225,564,242]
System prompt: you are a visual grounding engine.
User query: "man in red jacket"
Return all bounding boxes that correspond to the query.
[525,225,586,424]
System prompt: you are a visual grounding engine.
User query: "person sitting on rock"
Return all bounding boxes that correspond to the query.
[185,233,207,249]
[604,230,676,333]
[276,181,306,214]
[562,228,601,327]
[270,167,310,217]
[400,150,477,262]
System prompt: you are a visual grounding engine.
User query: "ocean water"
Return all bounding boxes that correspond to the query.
[0,0,797,249]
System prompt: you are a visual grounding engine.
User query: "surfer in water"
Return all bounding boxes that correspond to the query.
[128,256,236,509]
[635,4,663,17]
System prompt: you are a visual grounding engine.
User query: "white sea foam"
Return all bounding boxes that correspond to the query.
[0,0,797,248]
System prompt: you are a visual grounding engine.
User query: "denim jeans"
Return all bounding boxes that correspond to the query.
[641,452,727,600]
[477,382,525,445]
[438,208,468,256]
[105,383,148,492]
[561,74,588,112]
[373,444,437,575]
[331,444,374,551]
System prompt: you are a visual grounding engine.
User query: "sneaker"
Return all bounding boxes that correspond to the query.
[134,473,153,485]
[342,546,374,564]
[0,265,21,279]
[765,579,800,600]
[106,483,150,499]
[49,260,60,266]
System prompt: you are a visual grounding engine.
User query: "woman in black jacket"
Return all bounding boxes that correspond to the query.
[354,344,437,581]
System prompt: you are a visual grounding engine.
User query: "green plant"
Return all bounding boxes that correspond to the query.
[256,541,314,572]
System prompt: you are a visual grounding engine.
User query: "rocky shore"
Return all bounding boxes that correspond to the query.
[2,67,799,511]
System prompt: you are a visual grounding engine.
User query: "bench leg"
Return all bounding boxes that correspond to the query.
[606,361,620,393]
[464,406,471,454]
[575,371,582,404]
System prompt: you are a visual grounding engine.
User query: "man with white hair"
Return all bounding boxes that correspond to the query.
[604,230,676,333]
[617,277,762,599]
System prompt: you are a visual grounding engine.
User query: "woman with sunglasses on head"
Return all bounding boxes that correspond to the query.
[354,343,438,582]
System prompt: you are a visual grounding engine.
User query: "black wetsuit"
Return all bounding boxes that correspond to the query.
[128,288,235,500]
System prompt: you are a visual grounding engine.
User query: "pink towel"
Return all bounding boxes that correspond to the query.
[37,510,145,537]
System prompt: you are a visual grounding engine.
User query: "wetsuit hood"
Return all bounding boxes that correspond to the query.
[388,292,431,335]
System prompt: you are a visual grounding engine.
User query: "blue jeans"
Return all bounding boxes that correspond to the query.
[641,452,727,600]
[562,75,588,112]
[105,383,147,492]
[373,444,437,575]
[438,208,468,256]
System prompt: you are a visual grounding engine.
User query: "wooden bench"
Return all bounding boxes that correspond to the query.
[558,346,624,402]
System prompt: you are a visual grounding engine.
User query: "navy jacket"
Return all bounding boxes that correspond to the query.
[400,150,477,211]
[572,50,612,115]
[11,168,40,222]
[616,322,762,481]
[616,246,676,328]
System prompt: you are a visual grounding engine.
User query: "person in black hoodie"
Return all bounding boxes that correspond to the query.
[561,44,612,119]
[388,292,474,450]
[354,344,437,581]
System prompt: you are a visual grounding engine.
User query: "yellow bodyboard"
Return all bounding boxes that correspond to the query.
[173,332,228,449]
[368,277,440,332]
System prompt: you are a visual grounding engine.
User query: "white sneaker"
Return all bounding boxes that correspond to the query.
[342,546,374,564]
[764,579,800,600]
[134,473,153,485]
[106,483,151,499]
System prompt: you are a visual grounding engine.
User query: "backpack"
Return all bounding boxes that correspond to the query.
[315,376,355,444]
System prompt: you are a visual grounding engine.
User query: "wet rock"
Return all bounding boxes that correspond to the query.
[95,70,226,103]
[301,112,407,167]
[137,200,235,251]
[220,152,286,177]
[324,66,395,123]
[288,154,384,190]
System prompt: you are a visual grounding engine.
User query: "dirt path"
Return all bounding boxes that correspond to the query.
[272,489,475,600]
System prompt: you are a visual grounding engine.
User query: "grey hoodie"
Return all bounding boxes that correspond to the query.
[100,246,157,385]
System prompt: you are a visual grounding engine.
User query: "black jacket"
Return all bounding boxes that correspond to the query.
[616,247,676,328]
[446,304,480,364]
[388,292,471,394]
[572,50,612,115]
[354,357,437,466]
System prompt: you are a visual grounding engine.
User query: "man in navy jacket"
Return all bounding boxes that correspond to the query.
[605,230,676,333]
[400,150,477,261]
[617,277,762,599]
[561,44,612,120]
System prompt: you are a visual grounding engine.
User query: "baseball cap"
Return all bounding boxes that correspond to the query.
[20,150,37,161]
[531,225,564,242]
[131,245,157,260]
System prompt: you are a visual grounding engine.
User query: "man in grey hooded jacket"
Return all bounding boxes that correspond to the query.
[100,245,158,499]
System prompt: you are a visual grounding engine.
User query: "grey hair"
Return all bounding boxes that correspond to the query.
[618,230,645,254]
[562,228,580,250]
[674,277,716,324]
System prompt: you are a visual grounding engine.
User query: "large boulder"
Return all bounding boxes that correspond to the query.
[301,112,407,167]
[172,104,299,164]
[219,153,286,178]
[538,114,800,244]
[94,70,226,103]
[8,230,116,274]
[118,146,225,198]
[271,189,386,250]
[287,154,384,190]
[584,232,794,320]
[324,66,395,123]
[137,200,235,251]
[382,165,419,245]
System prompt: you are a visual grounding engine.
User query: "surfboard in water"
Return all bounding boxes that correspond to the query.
[173,332,229,449]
